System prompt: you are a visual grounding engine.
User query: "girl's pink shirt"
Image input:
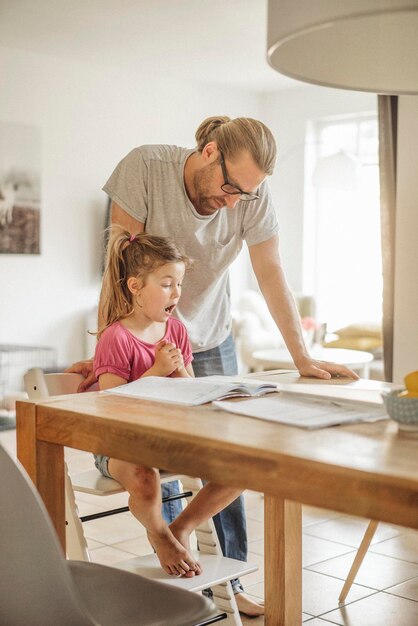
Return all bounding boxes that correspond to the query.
[94,319,193,382]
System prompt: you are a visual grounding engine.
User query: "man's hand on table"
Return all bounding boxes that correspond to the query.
[296,356,360,380]
[65,359,97,392]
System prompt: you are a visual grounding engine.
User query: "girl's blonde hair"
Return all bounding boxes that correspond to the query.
[195,116,277,175]
[98,225,189,339]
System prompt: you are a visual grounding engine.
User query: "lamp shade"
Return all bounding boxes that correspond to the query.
[267,0,418,94]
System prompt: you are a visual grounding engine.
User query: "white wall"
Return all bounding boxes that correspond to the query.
[260,86,376,292]
[393,96,418,383]
[0,46,259,365]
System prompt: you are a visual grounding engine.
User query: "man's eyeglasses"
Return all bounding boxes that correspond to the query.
[219,153,259,202]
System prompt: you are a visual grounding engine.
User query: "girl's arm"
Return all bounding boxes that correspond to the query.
[98,373,128,391]
[172,363,194,378]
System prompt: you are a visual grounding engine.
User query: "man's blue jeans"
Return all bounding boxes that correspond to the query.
[161,333,247,594]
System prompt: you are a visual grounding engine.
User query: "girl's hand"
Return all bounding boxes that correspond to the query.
[152,340,184,376]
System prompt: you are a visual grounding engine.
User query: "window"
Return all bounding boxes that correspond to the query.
[303,113,382,332]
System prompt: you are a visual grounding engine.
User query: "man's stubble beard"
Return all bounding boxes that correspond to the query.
[192,162,225,216]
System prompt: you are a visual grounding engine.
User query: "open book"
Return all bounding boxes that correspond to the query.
[103,375,277,406]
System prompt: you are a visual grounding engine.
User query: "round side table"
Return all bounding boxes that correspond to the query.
[251,347,374,378]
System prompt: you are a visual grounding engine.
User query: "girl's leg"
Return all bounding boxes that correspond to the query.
[169,483,242,553]
[108,458,200,576]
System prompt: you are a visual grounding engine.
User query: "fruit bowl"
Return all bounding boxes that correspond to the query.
[382,390,418,431]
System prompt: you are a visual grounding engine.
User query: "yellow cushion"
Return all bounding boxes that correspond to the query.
[334,322,382,340]
[324,336,382,351]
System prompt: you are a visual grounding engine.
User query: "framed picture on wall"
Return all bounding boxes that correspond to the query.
[0,122,41,254]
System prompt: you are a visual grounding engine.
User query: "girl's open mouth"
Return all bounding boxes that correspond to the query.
[165,305,176,314]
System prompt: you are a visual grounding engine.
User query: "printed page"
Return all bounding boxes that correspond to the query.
[274,382,396,407]
[213,394,388,429]
[200,375,277,394]
[103,376,264,405]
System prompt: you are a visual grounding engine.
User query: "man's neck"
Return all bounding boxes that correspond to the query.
[183,152,199,208]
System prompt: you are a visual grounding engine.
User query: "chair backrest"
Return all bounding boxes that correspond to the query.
[24,368,86,399]
[0,444,98,626]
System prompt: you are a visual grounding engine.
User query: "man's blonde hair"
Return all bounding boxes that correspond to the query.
[195,116,276,175]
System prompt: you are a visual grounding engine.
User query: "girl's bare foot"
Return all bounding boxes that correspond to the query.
[235,593,265,616]
[169,524,202,576]
[147,527,199,577]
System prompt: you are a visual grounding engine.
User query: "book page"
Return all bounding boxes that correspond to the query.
[213,395,388,429]
[103,376,275,405]
[104,377,225,405]
[200,375,277,393]
[274,382,395,407]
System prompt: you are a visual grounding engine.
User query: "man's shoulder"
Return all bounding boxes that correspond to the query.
[132,144,192,165]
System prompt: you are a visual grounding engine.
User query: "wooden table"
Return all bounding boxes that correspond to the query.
[252,347,374,378]
[16,374,418,626]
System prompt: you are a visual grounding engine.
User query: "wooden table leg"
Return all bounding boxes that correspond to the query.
[16,402,66,551]
[265,496,302,626]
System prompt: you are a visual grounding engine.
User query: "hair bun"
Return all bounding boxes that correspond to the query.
[195,116,231,151]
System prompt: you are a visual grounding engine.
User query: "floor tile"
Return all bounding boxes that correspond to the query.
[370,533,418,564]
[75,490,129,508]
[242,552,264,586]
[65,447,95,472]
[307,550,418,591]
[112,535,154,557]
[302,612,314,621]
[246,517,264,542]
[304,516,404,547]
[75,499,112,517]
[249,538,264,556]
[305,617,340,626]
[320,590,418,625]
[302,534,355,568]
[302,570,375,616]
[241,535,355,567]
[245,571,375,618]
[89,545,141,566]
[86,537,105,550]
[245,581,264,598]
[385,576,418,602]
[302,506,344,527]
[244,490,264,510]
[82,511,145,544]
[246,504,264,523]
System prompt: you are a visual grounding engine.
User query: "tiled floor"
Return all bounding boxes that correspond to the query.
[2,427,418,625]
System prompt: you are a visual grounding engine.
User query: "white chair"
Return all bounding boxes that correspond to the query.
[24,368,257,625]
[0,443,218,626]
[338,520,379,603]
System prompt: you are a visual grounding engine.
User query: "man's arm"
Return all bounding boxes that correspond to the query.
[249,235,358,380]
[66,203,145,391]
[112,202,145,234]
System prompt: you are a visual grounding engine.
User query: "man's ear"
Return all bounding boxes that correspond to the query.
[127,276,142,296]
[201,141,219,163]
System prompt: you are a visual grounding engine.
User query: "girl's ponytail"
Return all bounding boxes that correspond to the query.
[97,225,189,339]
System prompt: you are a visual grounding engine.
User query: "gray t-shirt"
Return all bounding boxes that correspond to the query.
[103,144,279,352]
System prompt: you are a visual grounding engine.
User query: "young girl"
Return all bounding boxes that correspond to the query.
[93,226,242,578]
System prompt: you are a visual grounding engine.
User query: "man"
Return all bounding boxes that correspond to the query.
[70,115,357,615]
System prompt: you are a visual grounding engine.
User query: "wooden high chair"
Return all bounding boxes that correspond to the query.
[24,368,257,625]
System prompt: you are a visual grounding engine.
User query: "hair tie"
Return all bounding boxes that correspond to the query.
[129,233,136,243]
